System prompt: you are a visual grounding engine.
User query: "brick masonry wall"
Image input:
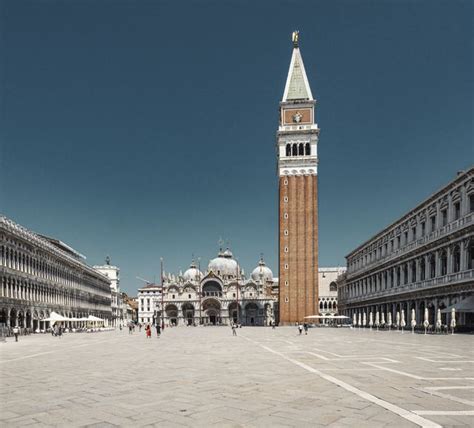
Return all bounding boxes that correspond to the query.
[279,175,319,325]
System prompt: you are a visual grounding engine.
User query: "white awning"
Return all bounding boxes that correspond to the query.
[304,315,350,319]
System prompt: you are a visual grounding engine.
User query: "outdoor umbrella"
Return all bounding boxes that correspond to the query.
[396,311,400,329]
[358,312,362,328]
[363,312,367,327]
[369,312,373,329]
[353,313,357,326]
[381,312,385,326]
[375,311,380,329]
[436,308,442,329]
[411,308,416,333]
[388,312,392,330]
[424,308,429,334]
[451,307,456,334]
[400,309,406,333]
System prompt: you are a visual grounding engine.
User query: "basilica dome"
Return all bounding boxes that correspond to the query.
[251,257,273,283]
[183,261,203,282]
[208,248,239,277]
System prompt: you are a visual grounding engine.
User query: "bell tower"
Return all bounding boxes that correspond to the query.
[278,31,319,325]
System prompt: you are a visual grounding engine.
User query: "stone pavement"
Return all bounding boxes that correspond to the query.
[0,326,473,427]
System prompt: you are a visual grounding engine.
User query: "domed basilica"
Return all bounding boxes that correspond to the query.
[138,249,278,326]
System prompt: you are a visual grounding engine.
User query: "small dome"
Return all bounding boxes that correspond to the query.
[251,257,273,282]
[208,248,239,277]
[183,260,203,282]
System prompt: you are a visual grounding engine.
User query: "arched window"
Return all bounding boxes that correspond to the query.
[298,143,304,156]
[468,240,474,269]
[441,250,448,276]
[323,301,327,310]
[305,143,310,155]
[403,264,408,284]
[292,144,297,156]
[319,301,323,310]
[420,258,426,281]
[286,144,291,156]
[429,255,436,278]
[411,261,417,283]
[329,282,337,292]
[452,246,461,273]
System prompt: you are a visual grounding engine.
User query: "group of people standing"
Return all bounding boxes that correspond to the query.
[298,322,309,335]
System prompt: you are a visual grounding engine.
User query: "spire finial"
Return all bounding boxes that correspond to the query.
[292,30,299,48]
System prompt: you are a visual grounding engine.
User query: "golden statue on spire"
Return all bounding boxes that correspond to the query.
[292,30,299,47]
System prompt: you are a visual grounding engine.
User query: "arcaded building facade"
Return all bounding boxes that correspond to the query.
[278,32,319,325]
[0,216,112,330]
[138,250,278,326]
[338,169,474,329]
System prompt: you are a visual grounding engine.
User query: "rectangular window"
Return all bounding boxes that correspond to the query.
[454,202,461,220]
[412,226,416,241]
[404,231,408,245]
[470,195,474,213]
[421,222,425,236]
[390,240,394,252]
[441,209,447,226]
[430,215,436,232]
[397,236,401,249]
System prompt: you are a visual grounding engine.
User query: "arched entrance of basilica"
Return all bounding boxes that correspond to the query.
[202,299,221,325]
[165,304,179,326]
[228,302,241,324]
[182,303,195,326]
[245,303,259,326]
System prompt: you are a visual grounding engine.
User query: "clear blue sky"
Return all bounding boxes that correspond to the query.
[1,1,472,295]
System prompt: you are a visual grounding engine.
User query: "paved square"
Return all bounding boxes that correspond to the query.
[1,327,473,427]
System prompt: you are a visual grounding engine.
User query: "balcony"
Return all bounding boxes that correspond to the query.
[348,213,473,278]
[345,269,474,304]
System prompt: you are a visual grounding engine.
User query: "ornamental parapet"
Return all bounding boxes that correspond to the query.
[347,214,473,281]
[343,269,474,305]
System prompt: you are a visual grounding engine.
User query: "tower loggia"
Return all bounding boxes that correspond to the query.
[277,32,319,324]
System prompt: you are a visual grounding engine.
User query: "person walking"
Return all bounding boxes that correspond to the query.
[12,326,19,342]
[156,323,161,338]
[139,323,142,333]
[146,324,151,339]
[298,323,303,335]
[303,322,308,335]
[232,323,237,336]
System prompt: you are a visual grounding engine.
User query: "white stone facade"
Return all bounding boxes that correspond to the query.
[338,168,474,330]
[93,261,122,327]
[138,251,278,327]
[318,267,346,316]
[0,215,112,330]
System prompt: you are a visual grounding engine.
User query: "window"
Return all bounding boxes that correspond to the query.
[285,280,289,286]
[421,222,425,236]
[233,293,236,298]
[305,143,310,155]
[397,236,401,248]
[298,143,304,156]
[188,294,191,299]
[292,144,297,156]
[412,227,416,241]
[172,295,175,299]
[420,258,426,281]
[329,282,337,292]
[284,196,288,203]
[441,209,447,226]
[284,264,289,269]
[284,213,288,219]
[404,231,408,245]
[390,240,394,252]
[285,297,289,303]
[452,246,461,273]
[430,215,436,232]
[470,194,474,213]
[283,179,288,185]
[429,255,436,278]
[284,246,289,252]
[440,251,448,276]
[454,202,461,220]
[286,144,291,156]
[284,230,288,236]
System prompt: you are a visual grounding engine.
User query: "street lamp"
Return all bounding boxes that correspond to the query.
[160,257,164,330]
